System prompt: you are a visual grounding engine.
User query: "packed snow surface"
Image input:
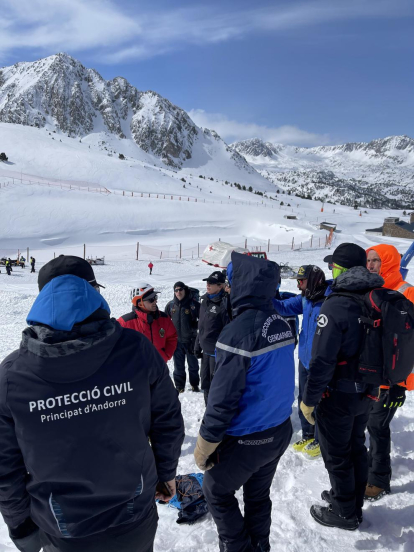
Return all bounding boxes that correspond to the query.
[0,244,413,552]
[0,120,413,551]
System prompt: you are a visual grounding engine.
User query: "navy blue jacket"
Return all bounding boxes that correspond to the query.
[200,253,295,442]
[0,276,184,538]
[196,291,230,355]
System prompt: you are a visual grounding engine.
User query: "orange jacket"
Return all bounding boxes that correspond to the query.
[366,244,414,390]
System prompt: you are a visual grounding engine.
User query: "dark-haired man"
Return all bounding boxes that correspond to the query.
[166,282,200,392]
[0,255,184,552]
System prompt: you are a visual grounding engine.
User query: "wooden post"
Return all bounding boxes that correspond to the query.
[27,247,29,262]
[245,238,247,249]
[268,239,270,252]
[54,252,56,259]
[291,237,294,250]
[310,235,313,248]
[136,242,139,261]
[179,243,182,259]
[319,237,321,247]
[83,244,86,259]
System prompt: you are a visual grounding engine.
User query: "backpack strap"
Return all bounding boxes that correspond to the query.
[397,282,413,294]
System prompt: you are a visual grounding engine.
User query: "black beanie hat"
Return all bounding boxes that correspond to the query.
[174,281,186,290]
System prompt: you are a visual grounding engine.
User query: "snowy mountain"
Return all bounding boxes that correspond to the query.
[0,53,260,177]
[232,137,414,209]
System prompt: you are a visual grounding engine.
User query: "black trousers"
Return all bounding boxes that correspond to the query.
[298,362,318,441]
[367,390,398,491]
[200,353,215,404]
[316,391,372,518]
[173,341,200,389]
[39,505,158,552]
[203,418,292,552]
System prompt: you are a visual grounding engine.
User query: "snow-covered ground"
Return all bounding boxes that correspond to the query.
[0,120,413,551]
[0,243,413,552]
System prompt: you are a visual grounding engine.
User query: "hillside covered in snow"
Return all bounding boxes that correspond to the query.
[232,137,414,209]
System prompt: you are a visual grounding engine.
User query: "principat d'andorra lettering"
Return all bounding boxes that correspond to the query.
[28,382,134,423]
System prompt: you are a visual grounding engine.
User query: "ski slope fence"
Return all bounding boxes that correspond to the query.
[0,234,335,265]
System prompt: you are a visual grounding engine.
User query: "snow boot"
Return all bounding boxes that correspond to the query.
[292,437,313,452]
[176,388,185,394]
[321,491,362,523]
[364,484,390,502]
[310,505,359,531]
[191,385,200,392]
[303,439,321,457]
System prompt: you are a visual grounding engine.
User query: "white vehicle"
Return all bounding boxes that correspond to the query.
[202,241,248,269]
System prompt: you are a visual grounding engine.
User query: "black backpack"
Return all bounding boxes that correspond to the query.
[331,288,414,386]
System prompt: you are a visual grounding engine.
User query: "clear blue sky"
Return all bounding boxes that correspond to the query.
[0,0,413,146]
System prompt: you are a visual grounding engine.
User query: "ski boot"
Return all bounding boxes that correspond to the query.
[303,439,321,457]
[292,437,313,452]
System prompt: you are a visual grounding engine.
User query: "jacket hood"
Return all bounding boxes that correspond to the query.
[366,244,404,290]
[20,317,121,383]
[332,266,384,292]
[230,252,279,315]
[27,275,110,331]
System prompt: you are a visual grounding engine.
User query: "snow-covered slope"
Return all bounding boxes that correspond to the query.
[232,137,414,209]
[0,53,261,177]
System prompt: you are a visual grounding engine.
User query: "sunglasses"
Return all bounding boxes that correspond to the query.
[174,287,184,292]
[328,263,334,270]
[144,295,158,303]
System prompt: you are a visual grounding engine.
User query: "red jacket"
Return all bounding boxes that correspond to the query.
[148,263,154,268]
[117,308,177,363]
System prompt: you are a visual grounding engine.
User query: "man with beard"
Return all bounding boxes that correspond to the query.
[364,244,414,501]
[118,283,177,363]
[273,265,329,458]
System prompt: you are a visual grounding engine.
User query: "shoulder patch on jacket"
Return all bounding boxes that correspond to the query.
[120,312,136,322]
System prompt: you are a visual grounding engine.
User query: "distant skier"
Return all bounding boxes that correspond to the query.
[30,256,36,273]
[6,258,12,276]
[148,261,153,275]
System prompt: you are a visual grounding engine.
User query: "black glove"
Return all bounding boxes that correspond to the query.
[383,386,406,409]
[9,518,41,552]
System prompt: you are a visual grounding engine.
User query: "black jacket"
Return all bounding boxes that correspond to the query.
[303,266,384,406]
[196,291,230,355]
[0,317,184,539]
[165,290,200,344]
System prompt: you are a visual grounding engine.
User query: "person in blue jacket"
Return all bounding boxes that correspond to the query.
[273,264,329,458]
[0,255,184,552]
[194,252,295,552]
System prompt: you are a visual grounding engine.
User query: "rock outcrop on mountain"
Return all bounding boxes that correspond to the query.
[0,53,201,168]
[232,137,414,209]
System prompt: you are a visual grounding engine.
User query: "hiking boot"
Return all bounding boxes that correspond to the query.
[310,505,359,531]
[303,439,321,457]
[321,491,362,523]
[191,385,200,392]
[364,484,390,502]
[292,437,313,452]
[176,388,185,394]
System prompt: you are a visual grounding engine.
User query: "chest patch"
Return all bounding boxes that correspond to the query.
[159,328,165,338]
[209,306,217,313]
[185,309,190,315]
